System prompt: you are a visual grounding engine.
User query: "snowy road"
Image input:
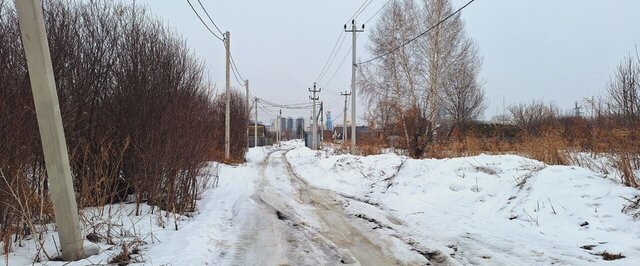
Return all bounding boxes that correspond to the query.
[9,141,638,265]
[230,147,414,265]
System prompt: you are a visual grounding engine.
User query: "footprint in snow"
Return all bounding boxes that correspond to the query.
[449,184,465,192]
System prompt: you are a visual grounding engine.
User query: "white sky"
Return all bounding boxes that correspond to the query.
[135,0,640,125]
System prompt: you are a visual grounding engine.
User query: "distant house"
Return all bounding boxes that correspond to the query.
[332,126,371,143]
[247,123,271,147]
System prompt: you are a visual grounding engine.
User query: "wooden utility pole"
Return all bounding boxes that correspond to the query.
[224,31,231,159]
[309,83,321,150]
[345,20,364,154]
[15,0,85,260]
[341,91,350,144]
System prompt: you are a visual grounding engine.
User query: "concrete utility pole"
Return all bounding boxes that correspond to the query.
[15,0,85,260]
[245,79,249,147]
[341,91,351,144]
[309,83,321,150]
[345,20,364,154]
[254,97,258,147]
[224,31,231,160]
[317,101,324,148]
[277,109,282,147]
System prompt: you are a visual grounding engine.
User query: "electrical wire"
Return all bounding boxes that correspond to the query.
[363,0,393,25]
[358,0,476,65]
[195,0,224,36]
[318,33,349,83]
[352,0,375,22]
[316,32,346,83]
[259,98,313,110]
[185,0,223,41]
[230,59,245,87]
[317,0,375,86]
[322,45,352,89]
[346,0,373,25]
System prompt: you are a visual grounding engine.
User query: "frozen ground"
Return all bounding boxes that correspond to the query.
[5,140,640,265]
[288,142,640,265]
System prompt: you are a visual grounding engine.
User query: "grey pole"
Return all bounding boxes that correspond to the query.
[341,91,351,144]
[245,80,249,147]
[309,83,320,150]
[345,20,364,154]
[15,0,85,260]
[254,97,258,147]
[224,31,231,159]
[320,101,324,147]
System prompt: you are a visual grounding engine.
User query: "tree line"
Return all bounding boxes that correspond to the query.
[360,0,640,174]
[0,0,248,251]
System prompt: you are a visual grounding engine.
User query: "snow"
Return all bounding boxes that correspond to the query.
[4,154,259,265]
[287,143,640,265]
[5,140,639,265]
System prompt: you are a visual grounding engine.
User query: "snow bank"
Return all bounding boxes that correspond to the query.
[5,154,260,265]
[287,145,640,265]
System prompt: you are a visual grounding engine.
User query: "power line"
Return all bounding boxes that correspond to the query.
[353,0,375,21]
[195,0,224,36]
[317,0,375,85]
[330,111,344,124]
[322,45,352,89]
[346,0,373,25]
[230,56,245,86]
[259,98,313,110]
[316,32,346,83]
[363,0,393,25]
[185,0,223,41]
[358,0,476,65]
[318,33,349,83]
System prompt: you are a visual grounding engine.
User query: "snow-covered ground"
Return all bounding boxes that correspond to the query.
[5,140,640,265]
[5,147,266,265]
[288,142,640,265]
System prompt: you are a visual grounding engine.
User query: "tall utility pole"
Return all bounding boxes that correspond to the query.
[345,20,364,154]
[254,97,258,147]
[319,101,324,147]
[224,31,231,160]
[341,91,351,144]
[15,0,84,260]
[278,109,282,147]
[309,82,321,150]
[245,80,249,147]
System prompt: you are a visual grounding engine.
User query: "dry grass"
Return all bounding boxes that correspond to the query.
[359,122,640,189]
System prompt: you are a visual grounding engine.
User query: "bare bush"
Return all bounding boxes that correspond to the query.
[508,100,559,135]
[0,0,247,254]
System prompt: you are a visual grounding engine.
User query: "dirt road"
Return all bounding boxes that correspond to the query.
[231,147,402,265]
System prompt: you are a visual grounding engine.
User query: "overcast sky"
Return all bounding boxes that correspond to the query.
[136,0,640,125]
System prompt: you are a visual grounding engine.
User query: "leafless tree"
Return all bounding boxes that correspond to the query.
[361,0,484,157]
[508,100,559,135]
[607,54,640,125]
[441,39,486,136]
[0,0,248,246]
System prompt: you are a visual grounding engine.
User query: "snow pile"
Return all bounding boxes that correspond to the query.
[287,145,640,265]
[5,147,266,265]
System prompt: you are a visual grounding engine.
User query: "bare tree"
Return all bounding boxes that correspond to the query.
[441,39,486,136]
[508,100,559,135]
[607,54,640,125]
[361,0,483,157]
